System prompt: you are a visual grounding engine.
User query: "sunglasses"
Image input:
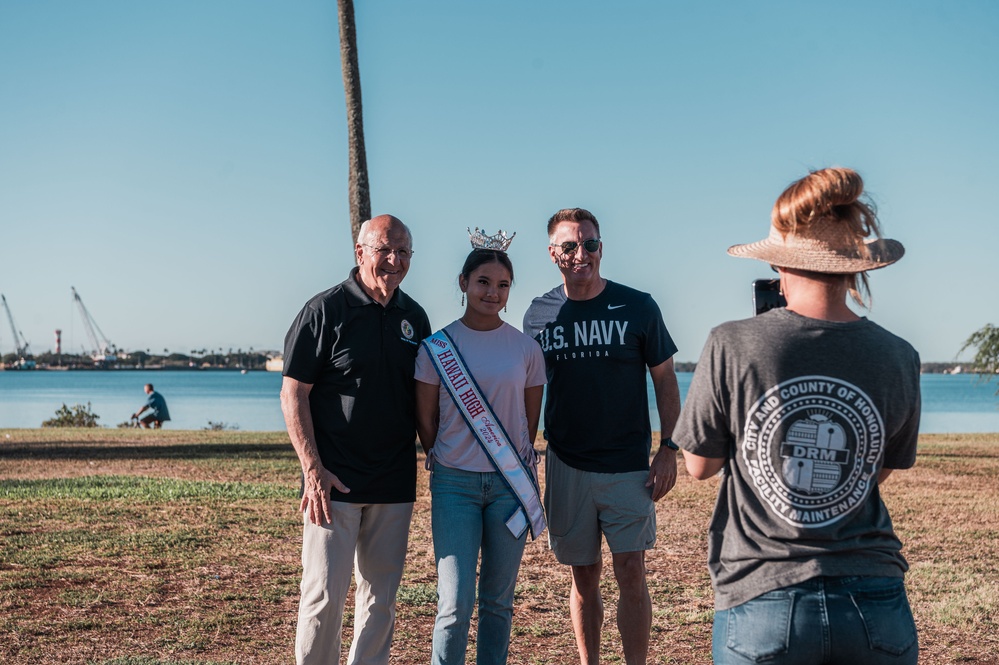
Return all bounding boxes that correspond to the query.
[550,238,601,255]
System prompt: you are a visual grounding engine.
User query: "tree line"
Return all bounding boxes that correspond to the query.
[2,348,271,370]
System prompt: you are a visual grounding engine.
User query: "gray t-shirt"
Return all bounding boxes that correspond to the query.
[673,308,921,610]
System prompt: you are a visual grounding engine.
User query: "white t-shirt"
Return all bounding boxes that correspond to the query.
[415,320,547,471]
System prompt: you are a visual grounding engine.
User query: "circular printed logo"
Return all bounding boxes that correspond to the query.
[401,320,414,339]
[742,376,884,528]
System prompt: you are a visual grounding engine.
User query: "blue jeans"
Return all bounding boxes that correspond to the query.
[430,465,529,665]
[713,576,918,664]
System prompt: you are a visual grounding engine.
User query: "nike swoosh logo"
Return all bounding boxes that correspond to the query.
[607,304,626,310]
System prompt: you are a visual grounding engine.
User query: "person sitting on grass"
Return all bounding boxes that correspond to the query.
[133,383,171,429]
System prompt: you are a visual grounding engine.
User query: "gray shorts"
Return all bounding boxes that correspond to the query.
[544,448,657,566]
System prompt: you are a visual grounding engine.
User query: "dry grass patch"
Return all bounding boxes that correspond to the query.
[1,429,997,664]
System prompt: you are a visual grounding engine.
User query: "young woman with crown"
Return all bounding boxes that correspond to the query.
[415,228,547,665]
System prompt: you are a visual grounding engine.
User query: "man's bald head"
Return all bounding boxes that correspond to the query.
[358,215,412,248]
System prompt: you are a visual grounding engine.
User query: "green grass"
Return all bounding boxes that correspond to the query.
[0,428,292,444]
[396,582,437,606]
[0,475,295,501]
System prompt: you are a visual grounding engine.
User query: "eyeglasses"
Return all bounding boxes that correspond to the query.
[362,244,414,259]
[550,238,600,255]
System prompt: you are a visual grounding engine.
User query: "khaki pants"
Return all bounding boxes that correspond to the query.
[295,501,414,665]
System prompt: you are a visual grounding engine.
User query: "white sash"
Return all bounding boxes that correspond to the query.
[423,329,546,540]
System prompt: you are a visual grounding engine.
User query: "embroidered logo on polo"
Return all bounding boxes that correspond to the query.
[742,376,884,528]
[400,320,414,339]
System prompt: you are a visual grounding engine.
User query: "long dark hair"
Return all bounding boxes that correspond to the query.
[460,249,514,283]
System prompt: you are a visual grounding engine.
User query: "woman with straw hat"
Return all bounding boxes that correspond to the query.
[674,168,920,664]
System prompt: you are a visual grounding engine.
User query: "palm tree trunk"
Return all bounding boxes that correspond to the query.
[337,0,370,245]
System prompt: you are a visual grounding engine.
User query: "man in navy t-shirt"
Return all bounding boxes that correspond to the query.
[523,207,680,665]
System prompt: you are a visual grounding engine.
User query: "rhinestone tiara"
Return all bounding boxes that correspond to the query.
[467,227,516,252]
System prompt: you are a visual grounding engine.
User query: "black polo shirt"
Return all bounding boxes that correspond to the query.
[283,268,431,503]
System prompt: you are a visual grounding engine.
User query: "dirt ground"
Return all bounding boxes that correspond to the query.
[1,431,997,664]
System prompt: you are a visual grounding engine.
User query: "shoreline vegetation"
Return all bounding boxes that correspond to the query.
[1,429,997,664]
[1,350,278,372]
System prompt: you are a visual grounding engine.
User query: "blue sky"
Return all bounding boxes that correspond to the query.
[1,1,996,362]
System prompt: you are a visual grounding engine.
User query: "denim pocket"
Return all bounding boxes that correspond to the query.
[724,590,794,661]
[851,579,918,656]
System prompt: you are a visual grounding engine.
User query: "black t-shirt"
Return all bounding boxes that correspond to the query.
[283,268,431,503]
[523,281,677,473]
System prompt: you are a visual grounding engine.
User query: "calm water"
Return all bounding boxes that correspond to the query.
[0,370,285,431]
[0,370,996,433]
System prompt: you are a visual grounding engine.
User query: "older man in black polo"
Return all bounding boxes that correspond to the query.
[281,214,431,665]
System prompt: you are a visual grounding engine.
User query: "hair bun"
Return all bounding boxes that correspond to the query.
[772,167,878,240]
[819,168,864,213]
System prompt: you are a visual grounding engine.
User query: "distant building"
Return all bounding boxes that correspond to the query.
[265,355,284,372]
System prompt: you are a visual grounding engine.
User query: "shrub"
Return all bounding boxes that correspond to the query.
[203,420,239,431]
[42,403,102,428]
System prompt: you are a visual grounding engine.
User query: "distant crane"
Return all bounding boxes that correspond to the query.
[1,293,36,369]
[71,286,117,365]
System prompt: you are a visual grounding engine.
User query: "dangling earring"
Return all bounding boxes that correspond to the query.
[461,293,465,306]
[504,305,507,313]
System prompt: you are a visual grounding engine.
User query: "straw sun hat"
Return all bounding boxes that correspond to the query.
[726,216,905,274]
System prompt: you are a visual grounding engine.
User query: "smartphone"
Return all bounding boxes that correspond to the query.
[753,278,786,316]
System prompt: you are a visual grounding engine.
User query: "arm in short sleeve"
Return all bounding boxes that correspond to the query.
[641,295,678,368]
[415,342,442,386]
[282,303,328,384]
[416,308,432,342]
[524,337,547,389]
[675,342,731,480]
[883,351,921,470]
[673,330,735,462]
